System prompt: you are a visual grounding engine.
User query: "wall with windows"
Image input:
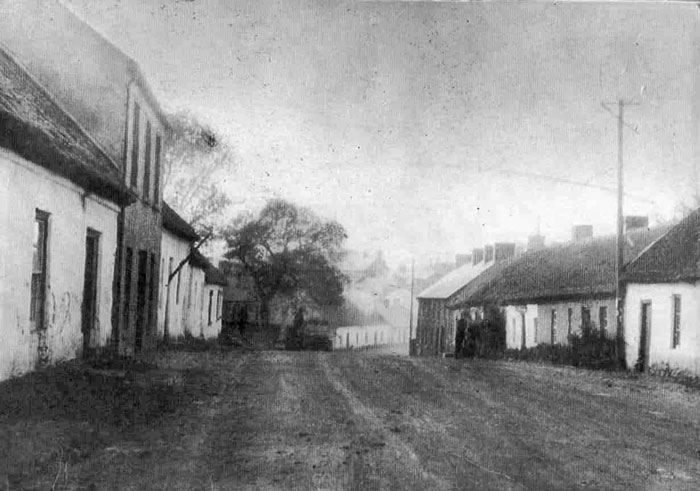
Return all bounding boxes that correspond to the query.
[625,283,700,375]
[157,230,192,340]
[199,283,224,340]
[0,149,119,380]
[504,304,538,350]
[534,298,616,345]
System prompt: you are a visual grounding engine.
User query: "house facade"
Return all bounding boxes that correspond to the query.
[448,224,668,351]
[623,209,700,374]
[192,251,227,339]
[0,47,132,380]
[0,0,170,355]
[415,244,516,356]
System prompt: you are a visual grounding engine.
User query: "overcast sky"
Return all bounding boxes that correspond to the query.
[65,0,698,267]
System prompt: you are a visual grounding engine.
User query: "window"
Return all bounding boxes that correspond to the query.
[154,135,162,205]
[123,248,134,332]
[599,306,608,334]
[672,294,681,348]
[30,210,49,327]
[550,309,557,344]
[188,268,194,309]
[567,307,573,337]
[534,317,539,340]
[208,290,213,325]
[581,306,591,329]
[149,254,157,326]
[130,103,140,189]
[143,121,152,202]
[216,291,222,319]
[176,268,182,304]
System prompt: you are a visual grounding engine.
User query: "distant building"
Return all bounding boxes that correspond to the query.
[0,47,132,379]
[415,244,516,356]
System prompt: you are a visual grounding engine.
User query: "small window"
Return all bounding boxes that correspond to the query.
[581,306,591,329]
[599,306,608,334]
[176,268,182,304]
[216,291,222,319]
[567,307,573,337]
[672,295,681,349]
[130,103,140,189]
[550,309,557,344]
[143,121,152,202]
[208,290,213,325]
[30,210,49,327]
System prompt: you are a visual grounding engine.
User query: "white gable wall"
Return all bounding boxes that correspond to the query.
[504,305,538,349]
[625,283,700,375]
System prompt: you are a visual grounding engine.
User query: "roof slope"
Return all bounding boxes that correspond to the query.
[623,209,700,284]
[0,47,132,206]
[417,261,491,300]
[449,225,670,308]
[190,250,227,286]
[162,202,199,242]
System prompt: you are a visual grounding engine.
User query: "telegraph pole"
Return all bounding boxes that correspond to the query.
[408,258,415,353]
[616,99,626,368]
[602,98,639,368]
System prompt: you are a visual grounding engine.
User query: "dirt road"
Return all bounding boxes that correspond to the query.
[5,348,700,490]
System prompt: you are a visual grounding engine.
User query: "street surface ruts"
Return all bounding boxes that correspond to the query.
[11,348,700,490]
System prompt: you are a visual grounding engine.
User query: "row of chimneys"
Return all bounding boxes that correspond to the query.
[458,216,650,266]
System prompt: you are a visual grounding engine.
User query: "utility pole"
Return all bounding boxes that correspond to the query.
[616,99,625,368]
[408,258,415,353]
[602,98,639,368]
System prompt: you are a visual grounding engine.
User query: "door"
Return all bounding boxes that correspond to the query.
[81,229,100,355]
[637,302,652,372]
[135,250,148,353]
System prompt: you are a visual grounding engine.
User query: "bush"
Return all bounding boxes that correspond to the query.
[504,319,622,371]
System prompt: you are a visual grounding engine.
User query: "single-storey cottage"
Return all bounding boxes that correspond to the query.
[623,208,700,374]
[0,46,133,380]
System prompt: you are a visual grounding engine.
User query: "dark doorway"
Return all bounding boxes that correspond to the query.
[81,229,100,355]
[135,250,148,353]
[636,301,652,372]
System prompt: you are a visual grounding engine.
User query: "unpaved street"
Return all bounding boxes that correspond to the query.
[5,348,700,490]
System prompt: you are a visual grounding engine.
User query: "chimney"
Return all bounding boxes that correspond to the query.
[572,225,593,243]
[494,243,516,263]
[624,215,649,232]
[472,248,484,265]
[527,234,545,252]
[484,245,495,263]
[456,254,472,267]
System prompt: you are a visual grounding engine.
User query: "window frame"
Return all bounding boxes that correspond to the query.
[130,103,140,189]
[30,209,50,329]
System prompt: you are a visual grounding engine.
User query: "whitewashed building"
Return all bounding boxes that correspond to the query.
[0,47,133,380]
[623,209,700,374]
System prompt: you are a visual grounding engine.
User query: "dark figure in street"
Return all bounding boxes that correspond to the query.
[237,305,248,340]
[287,307,305,350]
[455,312,467,358]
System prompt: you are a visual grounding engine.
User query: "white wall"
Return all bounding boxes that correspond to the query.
[199,283,223,339]
[0,149,119,380]
[625,283,700,375]
[536,298,616,345]
[333,324,410,350]
[504,304,538,349]
[157,229,191,339]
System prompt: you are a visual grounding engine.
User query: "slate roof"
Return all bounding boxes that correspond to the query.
[189,250,228,286]
[417,261,491,300]
[0,47,133,206]
[162,202,199,242]
[623,209,700,284]
[448,225,671,308]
